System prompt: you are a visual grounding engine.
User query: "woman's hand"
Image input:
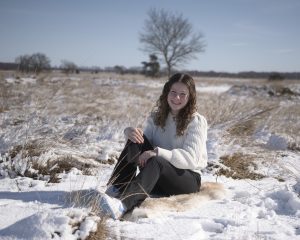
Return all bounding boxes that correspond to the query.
[138,149,157,168]
[124,127,144,144]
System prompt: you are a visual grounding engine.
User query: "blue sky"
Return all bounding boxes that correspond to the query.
[0,0,299,72]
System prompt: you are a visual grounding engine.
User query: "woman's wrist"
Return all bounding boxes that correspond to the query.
[153,147,158,156]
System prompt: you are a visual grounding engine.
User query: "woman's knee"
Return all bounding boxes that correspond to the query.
[145,156,168,172]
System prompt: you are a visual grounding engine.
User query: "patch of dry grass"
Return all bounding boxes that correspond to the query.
[217,152,265,180]
[199,89,300,153]
[228,119,256,136]
[267,103,300,146]
[5,141,96,182]
[198,93,278,128]
[194,76,268,86]
[86,219,109,240]
[67,189,102,214]
[33,155,97,182]
[227,105,277,138]
[0,79,11,112]
[66,190,110,240]
[9,140,45,159]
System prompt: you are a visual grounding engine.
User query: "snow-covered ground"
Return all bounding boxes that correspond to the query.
[0,73,299,239]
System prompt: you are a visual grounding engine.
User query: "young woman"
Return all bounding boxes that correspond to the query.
[99,73,208,220]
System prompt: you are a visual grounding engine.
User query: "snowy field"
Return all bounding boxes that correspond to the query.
[0,71,299,239]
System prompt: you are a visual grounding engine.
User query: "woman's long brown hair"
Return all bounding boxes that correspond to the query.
[153,73,197,136]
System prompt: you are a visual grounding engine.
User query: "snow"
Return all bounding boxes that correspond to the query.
[0,74,300,239]
[5,77,36,84]
[266,134,289,150]
[93,77,164,89]
[196,85,231,94]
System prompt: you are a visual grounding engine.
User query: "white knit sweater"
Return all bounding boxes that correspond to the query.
[143,112,208,174]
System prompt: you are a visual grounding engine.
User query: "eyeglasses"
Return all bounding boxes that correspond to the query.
[168,90,189,100]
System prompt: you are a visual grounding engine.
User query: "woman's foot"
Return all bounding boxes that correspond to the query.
[99,193,126,220]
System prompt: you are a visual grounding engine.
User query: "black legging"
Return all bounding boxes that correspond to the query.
[107,136,201,211]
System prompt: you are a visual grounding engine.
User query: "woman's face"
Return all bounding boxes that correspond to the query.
[167,82,189,115]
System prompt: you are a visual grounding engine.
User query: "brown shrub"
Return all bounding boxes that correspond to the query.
[217,153,265,180]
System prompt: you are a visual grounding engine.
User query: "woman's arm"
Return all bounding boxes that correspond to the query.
[143,114,155,144]
[157,114,208,170]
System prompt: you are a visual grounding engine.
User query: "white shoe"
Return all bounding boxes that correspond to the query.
[99,193,126,220]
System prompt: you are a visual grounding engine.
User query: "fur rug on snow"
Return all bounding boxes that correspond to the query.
[123,182,226,221]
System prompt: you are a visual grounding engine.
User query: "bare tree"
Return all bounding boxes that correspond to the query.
[30,53,51,73]
[114,65,126,75]
[15,54,31,73]
[60,60,78,74]
[140,8,205,77]
[15,53,51,73]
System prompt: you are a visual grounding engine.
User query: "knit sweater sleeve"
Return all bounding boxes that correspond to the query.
[157,114,208,170]
[143,114,154,145]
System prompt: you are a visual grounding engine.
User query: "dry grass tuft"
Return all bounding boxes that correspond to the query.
[197,93,278,128]
[226,105,276,137]
[66,190,114,239]
[45,157,75,182]
[86,219,109,240]
[9,141,45,159]
[33,155,96,182]
[98,155,118,165]
[267,103,300,143]
[0,80,11,112]
[228,119,256,136]
[288,142,300,152]
[24,156,75,183]
[4,145,95,182]
[217,153,265,180]
[67,189,103,216]
[197,95,242,126]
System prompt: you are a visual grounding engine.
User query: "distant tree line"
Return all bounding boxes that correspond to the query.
[0,62,18,70]
[0,57,299,80]
[185,70,300,80]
